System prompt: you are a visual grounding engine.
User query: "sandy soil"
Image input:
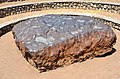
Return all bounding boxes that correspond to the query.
[0,27,120,79]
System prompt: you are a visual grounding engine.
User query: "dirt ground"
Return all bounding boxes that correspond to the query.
[0,28,120,79]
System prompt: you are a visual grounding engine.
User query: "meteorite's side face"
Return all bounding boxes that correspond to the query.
[12,14,116,72]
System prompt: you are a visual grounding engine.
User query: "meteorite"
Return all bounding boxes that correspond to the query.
[12,14,116,72]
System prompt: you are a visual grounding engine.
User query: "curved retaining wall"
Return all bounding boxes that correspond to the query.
[0,2,120,18]
[0,0,25,4]
[0,1,120,36]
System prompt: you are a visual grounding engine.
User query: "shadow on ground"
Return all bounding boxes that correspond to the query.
[96,48,116,58]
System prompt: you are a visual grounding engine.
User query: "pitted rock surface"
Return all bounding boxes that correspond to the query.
[12,14,116,72]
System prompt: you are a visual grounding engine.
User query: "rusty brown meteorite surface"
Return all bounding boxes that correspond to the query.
[12,14,116,72]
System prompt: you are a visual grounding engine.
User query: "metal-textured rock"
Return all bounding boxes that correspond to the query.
[12,14,116,72]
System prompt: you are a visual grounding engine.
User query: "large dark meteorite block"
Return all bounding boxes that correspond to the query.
[12,14,116,72]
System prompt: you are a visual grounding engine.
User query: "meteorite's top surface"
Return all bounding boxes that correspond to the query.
[12,14,111,53]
